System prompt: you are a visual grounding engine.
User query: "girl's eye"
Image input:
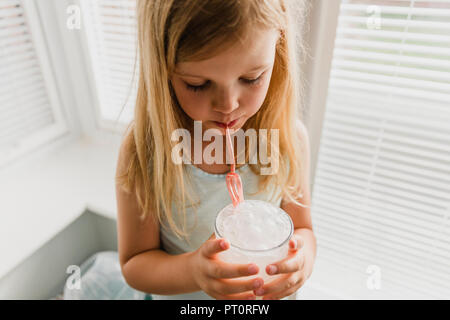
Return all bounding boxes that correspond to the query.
[185,81,210,92]
[184,73,263,92]
[241,74,263,86]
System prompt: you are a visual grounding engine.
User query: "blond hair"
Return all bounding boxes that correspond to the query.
[116,0,310,241]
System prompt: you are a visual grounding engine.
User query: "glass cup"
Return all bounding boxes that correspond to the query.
[214,199,294,298]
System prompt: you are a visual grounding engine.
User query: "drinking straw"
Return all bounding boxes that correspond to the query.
[225,127,244,207]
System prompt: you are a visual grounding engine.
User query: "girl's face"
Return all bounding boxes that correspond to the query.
[170,27,279,135]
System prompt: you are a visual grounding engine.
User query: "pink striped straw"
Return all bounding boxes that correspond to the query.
[225,127,244,207]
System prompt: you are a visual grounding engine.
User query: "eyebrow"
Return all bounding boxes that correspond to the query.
[174,63,271,79]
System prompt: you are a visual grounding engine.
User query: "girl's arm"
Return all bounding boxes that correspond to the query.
[116,136,199,295]
[121,249,200,295]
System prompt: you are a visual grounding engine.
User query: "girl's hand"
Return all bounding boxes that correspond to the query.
[253,234,307,300]
[189,234,264,300]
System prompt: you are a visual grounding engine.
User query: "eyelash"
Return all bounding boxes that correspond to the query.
[185,74,263,92]
[185,81,211,92]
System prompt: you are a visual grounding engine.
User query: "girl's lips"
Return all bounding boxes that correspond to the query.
[214,118,239,129]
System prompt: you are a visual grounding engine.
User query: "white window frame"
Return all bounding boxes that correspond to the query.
[32,0,127,140]
[1,1,70,169]
[77,0,113,132]
[77,0,134,134]
[303,0,342,190]
[39,0,99,136]
[66,0,132,135]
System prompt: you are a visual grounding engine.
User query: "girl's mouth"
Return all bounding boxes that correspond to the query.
[214,118,239,129]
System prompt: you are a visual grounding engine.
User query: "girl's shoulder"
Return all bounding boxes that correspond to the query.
[295,119,309,142]
[294,119,311,162]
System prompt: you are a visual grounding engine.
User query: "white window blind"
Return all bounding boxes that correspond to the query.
[311,0,450,299]
[0,0,67,169]
[81,0,137,127]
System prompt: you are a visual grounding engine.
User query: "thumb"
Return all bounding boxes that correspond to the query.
[202,238,229,258]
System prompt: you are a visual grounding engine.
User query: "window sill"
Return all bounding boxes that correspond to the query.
[0,131,123,279]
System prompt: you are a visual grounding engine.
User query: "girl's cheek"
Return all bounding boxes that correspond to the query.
[170,79,207,116]
[180,93,210,118]
[245,85,271,113]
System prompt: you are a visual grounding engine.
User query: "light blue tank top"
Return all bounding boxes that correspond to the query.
[151,163,285,300]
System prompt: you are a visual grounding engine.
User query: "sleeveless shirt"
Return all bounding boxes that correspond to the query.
[151,163,286,300]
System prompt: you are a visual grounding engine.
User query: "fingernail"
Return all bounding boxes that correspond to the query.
[255,288,265,296]
[253,279,263,289]
[268,265,277,275]
[291,239,297,250]
[220,240,227,249]
[248,264,258,274]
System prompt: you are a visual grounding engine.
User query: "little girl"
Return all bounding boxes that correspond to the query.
[115,0,316,300]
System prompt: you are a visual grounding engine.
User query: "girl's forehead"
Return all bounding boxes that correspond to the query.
[175,28,279,78]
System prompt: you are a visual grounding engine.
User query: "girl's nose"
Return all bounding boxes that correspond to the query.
[212,87,239,114]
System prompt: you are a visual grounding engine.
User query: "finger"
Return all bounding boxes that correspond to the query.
[266,252,304,275]
[202,238,229,258]
[289,235,304,252]
[263,276,306,300]
[214,277,264,295]
[208,261,260,279]
[254,273,303,298]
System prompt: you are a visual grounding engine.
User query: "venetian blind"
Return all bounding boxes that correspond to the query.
[310,0,450,299]
[81,0,137,127]
[0,0,67,168]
